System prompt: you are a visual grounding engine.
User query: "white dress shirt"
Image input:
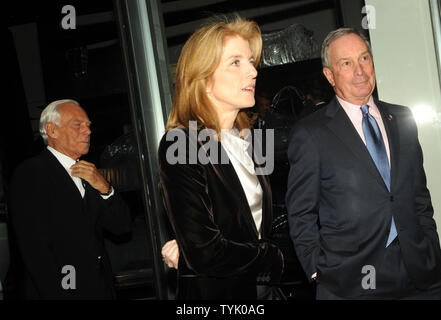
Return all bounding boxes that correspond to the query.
[220,130,263,238]
[47,146,113,199]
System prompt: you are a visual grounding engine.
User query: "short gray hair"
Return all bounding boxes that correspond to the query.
[321,28,372,68]
[39,99,79,145]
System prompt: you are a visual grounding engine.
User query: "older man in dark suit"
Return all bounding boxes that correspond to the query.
[9,100,131,299]
[286,28,441,299]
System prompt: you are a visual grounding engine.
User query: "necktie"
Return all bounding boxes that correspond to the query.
[360,104,397,247]
[75,159,87,197]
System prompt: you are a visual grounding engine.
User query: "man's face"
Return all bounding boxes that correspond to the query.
[323,33,376,105]
[48,103,91,160]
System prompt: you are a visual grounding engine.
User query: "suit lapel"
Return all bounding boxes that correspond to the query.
[325,98,388,190]
[256,173,272,238]
[252,131,273,238]
[200,136,260,239]
[43,149,84,203]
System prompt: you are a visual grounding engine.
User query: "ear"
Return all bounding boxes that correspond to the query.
[45,122,58,139]
[323,67,335,87]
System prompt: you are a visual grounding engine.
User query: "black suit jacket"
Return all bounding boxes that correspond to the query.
[158,128,284,299]
[286,97,441,298]
[8,149,131,299]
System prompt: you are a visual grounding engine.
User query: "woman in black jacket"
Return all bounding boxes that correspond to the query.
[158,14,283,300]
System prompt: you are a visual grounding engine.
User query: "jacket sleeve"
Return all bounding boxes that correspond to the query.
[407,111,440,247]
[9,162,70,298]
[285,124,320,281]
[97,190,132,236]
[158,131,283,281]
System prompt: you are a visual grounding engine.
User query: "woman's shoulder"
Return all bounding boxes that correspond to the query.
[158,127,193,151]
[159,126,219,147]
[158,127,203,164]
[158,126,222,167]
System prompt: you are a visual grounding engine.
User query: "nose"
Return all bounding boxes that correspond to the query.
[248,62,258,78]
[82,123,92,135]
[354,62,364,75]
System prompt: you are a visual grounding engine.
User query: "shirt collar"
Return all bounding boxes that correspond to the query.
[336,95,380,118]
[220,129,255,174]
[47,146,77,173]
[220,129,250,149]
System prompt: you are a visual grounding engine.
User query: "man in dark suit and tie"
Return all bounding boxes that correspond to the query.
[286,28,441,299]
[8,99,131,299]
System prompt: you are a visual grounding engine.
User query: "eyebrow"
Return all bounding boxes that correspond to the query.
[71,120,92,125]
[336,50,371,63]
[225,54,255,61]
[359,50,371,56]
[226,54,243,60]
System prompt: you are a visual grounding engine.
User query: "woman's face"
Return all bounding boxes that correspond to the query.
[206,35,258,115]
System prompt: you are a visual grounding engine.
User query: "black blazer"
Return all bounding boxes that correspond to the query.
[286,97,441,298]
[158,128,284,299]
[8,149,131,299]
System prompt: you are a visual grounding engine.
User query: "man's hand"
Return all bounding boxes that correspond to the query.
[70,160,110,194]
[161,239,179,269]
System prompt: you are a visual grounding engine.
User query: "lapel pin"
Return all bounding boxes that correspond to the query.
[387,114,393,121]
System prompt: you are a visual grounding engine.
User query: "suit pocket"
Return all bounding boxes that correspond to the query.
[321,235,359,254]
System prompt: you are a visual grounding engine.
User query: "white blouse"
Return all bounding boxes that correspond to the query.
[220,129,263,238]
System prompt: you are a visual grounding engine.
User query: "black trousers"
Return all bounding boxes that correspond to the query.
[316,238,441,300]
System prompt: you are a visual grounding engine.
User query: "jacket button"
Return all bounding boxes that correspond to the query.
[390,196,394,202]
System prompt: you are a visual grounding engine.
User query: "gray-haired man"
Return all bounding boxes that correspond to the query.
[9,100,131,299]
[286,28,441,299]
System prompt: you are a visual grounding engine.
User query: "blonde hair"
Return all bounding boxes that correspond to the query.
[166,14,262,135]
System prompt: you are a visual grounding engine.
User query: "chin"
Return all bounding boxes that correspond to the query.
[353,89,373,100]
[241,100,255,109]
